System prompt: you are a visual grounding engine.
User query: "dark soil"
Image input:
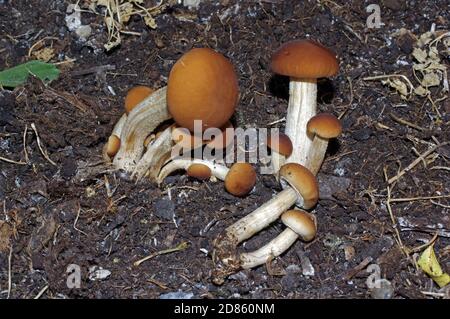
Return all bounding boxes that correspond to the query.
[0,0,449,299]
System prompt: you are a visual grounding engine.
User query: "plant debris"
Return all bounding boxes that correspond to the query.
[0,61,60,88]
[417,243,450,288]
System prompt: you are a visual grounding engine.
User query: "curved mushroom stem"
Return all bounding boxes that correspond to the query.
[157,158,230,185]
[132,126,173,181]
[305,136,329,176]
[103,113,128,162]
[113,86,171,172]
[240,228,298,269]
[212,187,298,284]
[285,78,317,165]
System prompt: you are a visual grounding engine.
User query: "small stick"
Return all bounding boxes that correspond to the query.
[0,156,27,165]
[389,113,425,131]
[34,285,49,299]
[343,256,373,281]
[7,246,12,299]
[388,142,449,184]
[390,194,450,202]
[23,125,29,163]
[134,241,189,267]
[31,123,57,166]
[74,204,87,236]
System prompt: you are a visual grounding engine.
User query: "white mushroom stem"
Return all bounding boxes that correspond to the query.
[132,126,173,181]
[240,228,298,269]
[305,136,329,176]
[223,187,297,244]
[113,86,171,172]
[285,78,317,165]
[157,158,230,185]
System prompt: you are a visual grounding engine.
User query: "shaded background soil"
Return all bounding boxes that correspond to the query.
[0,0,449,298]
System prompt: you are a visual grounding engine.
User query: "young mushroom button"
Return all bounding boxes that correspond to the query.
[225,163,257,197]
[125,86,155,114]
[271,40,339,165]
[281,209,317,242]
[305,113,342,175]
[187,163,212,181]
[267,132,293,174]
[167,48,239,132]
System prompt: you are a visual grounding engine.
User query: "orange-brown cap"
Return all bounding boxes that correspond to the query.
[187,163,212,180]
[225,163,257,197]
[205,121,235,150]
[281,210,317,242]
[279,163,318,209]
[167,48,239,132]
[307,113,342,139]
[271,40,339,79]
[125,86,155,114]
[106,135,121,158]
[172,126,205,150]
[267,132,293,157]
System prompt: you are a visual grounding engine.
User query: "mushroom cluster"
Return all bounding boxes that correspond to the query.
[104,40,343,285]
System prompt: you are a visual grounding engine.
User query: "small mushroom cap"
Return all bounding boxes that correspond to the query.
[167,48,239,132]
[279,163,319,209]
[307,113,342,139]
[225,163,257,197]
[271,40,339,79]
[187,163,212,180]
[267,132,293,157]
[281,210,317,242]
[124,86,155,114]
[106,135,121,158]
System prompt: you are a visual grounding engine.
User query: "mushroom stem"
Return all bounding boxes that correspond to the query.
[305,136,329,175]
[223,187,297,244]
[157,158,230,185]
[113,86,171,172]
[240,228,298,269]
[285,78,317,165]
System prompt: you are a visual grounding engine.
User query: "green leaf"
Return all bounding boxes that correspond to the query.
[0,60,60,88]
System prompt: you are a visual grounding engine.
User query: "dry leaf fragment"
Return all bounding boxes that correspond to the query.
[417,244,450,288]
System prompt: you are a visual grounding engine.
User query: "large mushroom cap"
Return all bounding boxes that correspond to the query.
[281,210,317,242]
[167,48,239,132]
[279,163,319,209]
[307,113,342,139]
[271,40,339,79]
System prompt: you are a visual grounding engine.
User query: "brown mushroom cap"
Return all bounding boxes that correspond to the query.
[279,163,319,209]
[125,86,155,114]
[106,135,121,158]
[187,163,212,180]
[167,48,239,132]
[267,132,293,157]
[271,40,339,79]
[225,163,257,196]
[307,113,342,139]
[281,210,317,242]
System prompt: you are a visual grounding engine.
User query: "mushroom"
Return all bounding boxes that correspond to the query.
[212,163,318,284]
[267,132,293,174]
[305,113,342,175]
[125,86,155,114]
[224,163,257,197]
[240,210,317,269]
[103,113,127,162]
[187,163,212,181]
[105,135,121,158]
[167,48,239,132]
[271,40,339,165]
[112,86,172,176]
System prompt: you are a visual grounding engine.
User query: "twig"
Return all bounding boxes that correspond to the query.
[338,76,353,120]
[410,232,438,253]
[387,142,449,184]
[343,256,373,280]
[134,241,189,267]
[23,125,29,163]
[7,245,12,299]
[34,285,49,299]
[0,155,27,165]
[389,113,425,131]
[363,74,415,96]
[74,204,87,236]
[31,123,57,166]
[390,195,450,202]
